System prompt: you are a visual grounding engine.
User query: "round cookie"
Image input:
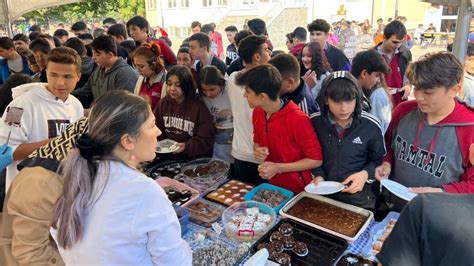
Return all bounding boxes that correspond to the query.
[270,231,284,242]
[279,223,293,236]
[269,240,284,253]
[274,253,291,265]
[293,241,309,256]
[282,235,295,250]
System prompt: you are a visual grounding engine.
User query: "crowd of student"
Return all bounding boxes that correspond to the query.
[0,14,472,265]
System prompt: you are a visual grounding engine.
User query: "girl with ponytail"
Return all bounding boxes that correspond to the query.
[132,43,166,109]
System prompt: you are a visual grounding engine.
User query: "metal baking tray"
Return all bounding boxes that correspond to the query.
[279,192,374,243]
[250,218,348,266]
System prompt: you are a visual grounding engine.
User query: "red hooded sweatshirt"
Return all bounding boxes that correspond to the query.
[253,100,323,193]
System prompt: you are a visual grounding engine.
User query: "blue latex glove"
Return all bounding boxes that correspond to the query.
[0,144,13,171]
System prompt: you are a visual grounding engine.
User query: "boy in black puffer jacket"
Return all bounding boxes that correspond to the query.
[310,71,386,210]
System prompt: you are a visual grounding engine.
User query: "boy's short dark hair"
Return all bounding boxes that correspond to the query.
[188,32,211,50]
[53,29,69,38]
[247,18,267,35]
[29,25,42,32]
[238,35,267,65]
[71,21,87,32]
[90,35,117,56]
[178,46,190,55]
[78,33,94,42]
[307,19,330,34]
[126,16,149,32]
[291,27,307,42]
[225,26,238,32]
[234,30,252,47]
[29,38,51,54]
[351,50,390,77]
[383,20,407,40]
[467,43,474,57]
[29,31,40,42]
[268,53,300,81]
[191,21,201,29]
[47,47,82,73]
[407,52,463,90]
[377,18,383,23]
[107,23,128,39]
[201,24,214,34]
[0,37,14,50]
[65,37,87,58]
[236,64,281,101]
[13,33,29,43]
[103,18,117,25]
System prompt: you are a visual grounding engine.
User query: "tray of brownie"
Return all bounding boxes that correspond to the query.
[204,179,254,206]
[279,192,374,243]
[250,218,348,266]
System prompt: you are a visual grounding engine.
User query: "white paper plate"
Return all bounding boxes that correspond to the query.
[156,139,179,154]
[381,179,417,202]
[304,181,344,195]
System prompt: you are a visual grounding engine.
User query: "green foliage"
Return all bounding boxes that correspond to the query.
[23,0,145,24]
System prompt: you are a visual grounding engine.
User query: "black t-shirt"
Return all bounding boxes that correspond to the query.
[377,193,474,265]
[196,56,227,76]
[226,57,244,76]
[226,44,238,66]
[325,45,350,71]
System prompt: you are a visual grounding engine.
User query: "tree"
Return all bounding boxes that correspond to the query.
[23,0,145,25]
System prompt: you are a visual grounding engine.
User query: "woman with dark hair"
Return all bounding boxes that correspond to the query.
[52,90,192,265]
[132,43,166,109]
[154,65,215,160]
[198,65,233,164]
[310,71,385,211]
[298,42,332,98]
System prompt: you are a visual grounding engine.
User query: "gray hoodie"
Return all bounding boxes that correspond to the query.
[72,58,138,107]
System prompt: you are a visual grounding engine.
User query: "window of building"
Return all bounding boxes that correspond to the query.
[217,0,228,6]
[442,5,458,16]
[181,0,190,7]
[181,27,191,37]
[168,0,177,8]
[168,26,180,37]
[147,0,157,10]
[202,0,212,7]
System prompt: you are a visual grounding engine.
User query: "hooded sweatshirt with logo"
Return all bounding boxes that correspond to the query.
[154,95,215,160]
[0,83,84,191]
[311,84,386,210]
[253,100,323,193]
[72,58,138,107]
[384,99,474,210]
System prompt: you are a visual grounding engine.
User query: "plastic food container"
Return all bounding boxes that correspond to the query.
[185,199,224,227]
[222,201,276,242]
[280,192,374,243]
[181,158,229,192]
[155,177,200,207]
[244,183,294,213]
[173,204,189,236]
[250,219,347,265]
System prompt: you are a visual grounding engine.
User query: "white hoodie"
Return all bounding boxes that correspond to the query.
[0,83,84,191]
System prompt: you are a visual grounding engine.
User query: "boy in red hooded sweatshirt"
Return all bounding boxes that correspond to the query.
[235,64,323,193]
[375,52,474,211]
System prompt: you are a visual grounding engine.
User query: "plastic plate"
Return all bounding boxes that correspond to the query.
[304,181,344,195]
[156,139,179,153]
[381,179,417,202]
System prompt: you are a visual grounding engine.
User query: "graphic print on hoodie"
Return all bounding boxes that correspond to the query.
[384,99,474,210]
[0,82,84,191]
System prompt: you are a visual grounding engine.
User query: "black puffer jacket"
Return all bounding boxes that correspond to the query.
[310,72,386,209]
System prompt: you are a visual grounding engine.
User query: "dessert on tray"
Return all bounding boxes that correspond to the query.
[205,180,253,206]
